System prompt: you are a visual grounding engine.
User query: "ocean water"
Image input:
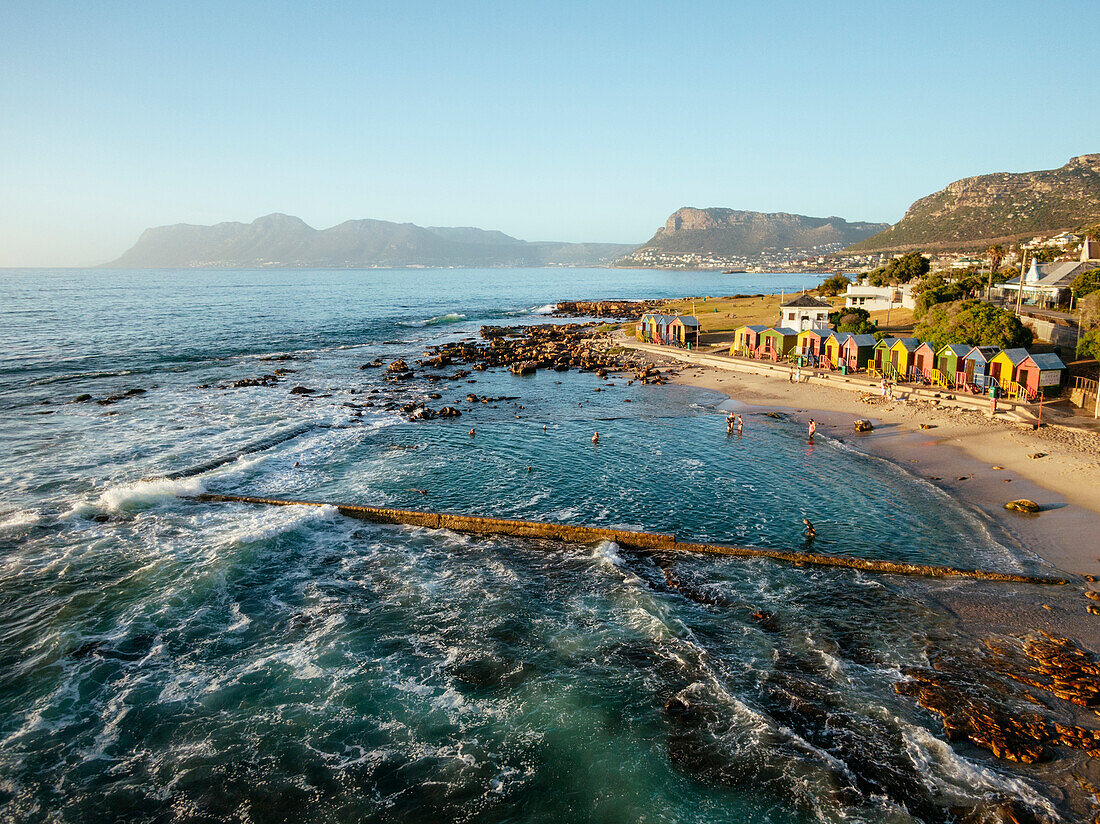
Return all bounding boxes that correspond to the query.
[0,268,1060,823]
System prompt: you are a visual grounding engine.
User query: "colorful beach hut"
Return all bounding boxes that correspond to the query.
[989,347,1029,390]
[911,342,936,381]
[668,315,700,348]
[822,331,852,368]
[795,328,829,364]
[759,327,798,360]
[871,337,895,375]
[731,324,767,357]
[888,338,920,380]
[839,333,876,371]
[935,344,971,388]
[961,346,1000,392]
[1015,352,1066,400]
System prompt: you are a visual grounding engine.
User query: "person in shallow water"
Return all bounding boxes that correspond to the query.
[803,517,816,539]
[592,431,599,444]
[808,418,817,440]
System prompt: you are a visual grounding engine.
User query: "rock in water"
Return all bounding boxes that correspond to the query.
[854,419,873,432]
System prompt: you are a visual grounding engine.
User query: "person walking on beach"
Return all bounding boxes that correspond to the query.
[880,378,888,399]
[808,419,817,440]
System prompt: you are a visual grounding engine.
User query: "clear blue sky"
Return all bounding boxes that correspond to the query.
[1,0,1096,266]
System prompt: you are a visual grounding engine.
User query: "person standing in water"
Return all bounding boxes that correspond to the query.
[808,418,817,440]
[736,415,744,437]
[802,518,816,540]
[592,431,599,445]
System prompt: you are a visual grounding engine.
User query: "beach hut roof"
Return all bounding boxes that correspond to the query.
[876,337,897,349]
[746,324,768,332]
[892,337,920,351]
[1027,352,1066,370]
[997,347,1030,366]
[828,331,854,343]
[938,343,971,357]
[672,315,699,327]
[652,314,674,323]
[965,345,1000,361]
[770,327,799,336]
[847,334,877,347]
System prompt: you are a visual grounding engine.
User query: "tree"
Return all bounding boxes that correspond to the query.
[819,273,851,297]
[866,252,931,286]
[1071,267,1100,300]
[1078,327,1100,360]
[1078,292,1100,359]
[985,244,1006,297]
[914,300,1033,351]
[827,305,875,334]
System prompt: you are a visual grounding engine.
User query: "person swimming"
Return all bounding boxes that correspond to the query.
[802,517,816,539]
[592,431,599,444]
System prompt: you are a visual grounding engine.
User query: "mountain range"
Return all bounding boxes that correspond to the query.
[847,154,1100,253]
[622,208,889,259]
[105,214,637,268]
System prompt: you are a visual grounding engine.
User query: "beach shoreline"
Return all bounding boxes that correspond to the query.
[633,351,1100,644]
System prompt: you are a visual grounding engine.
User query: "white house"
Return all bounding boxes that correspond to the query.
[779,293,832,331]
[844,283,916,312]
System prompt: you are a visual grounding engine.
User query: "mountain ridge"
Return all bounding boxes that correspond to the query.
[622,207,888,260]
[846,154,1100,253]
[105,214,637,268]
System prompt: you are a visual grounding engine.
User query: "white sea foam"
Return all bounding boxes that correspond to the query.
[531,303,556,315]
[98,476,206,513]
[220,504,338,546]
[399,312,467,328]
[0,510,40,531]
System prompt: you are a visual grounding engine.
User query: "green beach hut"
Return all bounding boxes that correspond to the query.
[935,344,971,388]
[759,327,798,360]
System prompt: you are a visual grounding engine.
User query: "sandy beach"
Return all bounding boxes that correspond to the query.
[630,349,1100,647]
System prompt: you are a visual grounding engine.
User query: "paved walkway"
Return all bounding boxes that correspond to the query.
[621,338,1038,423]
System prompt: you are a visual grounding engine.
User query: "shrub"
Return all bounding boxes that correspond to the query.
[914,300,1032,351]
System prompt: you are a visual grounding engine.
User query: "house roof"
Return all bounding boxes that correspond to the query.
[996,347,1030,366]
[780,293,832,308]
[767,327,799,336]
[1005,261,1093,289]
[938,344,971,357]
[875,337,897,349]
[827,331,853,343]
[671,315,699,326]
[891,337,919,351]
[1027,352,1066,370]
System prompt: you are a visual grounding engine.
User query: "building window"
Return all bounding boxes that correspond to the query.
[788,313,795,321]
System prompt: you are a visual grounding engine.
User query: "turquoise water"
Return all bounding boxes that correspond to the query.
[0,269,1058,822]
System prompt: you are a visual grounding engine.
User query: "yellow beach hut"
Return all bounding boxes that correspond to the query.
[888,338,920,381]
[989,347,1029,393]
[822,331,851,368]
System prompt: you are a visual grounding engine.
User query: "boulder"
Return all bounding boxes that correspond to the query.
[854,419,874,432]
[1004,499,1040,514]
[289,386,315,395]
[386,359,408,373]
[437,407,462,418]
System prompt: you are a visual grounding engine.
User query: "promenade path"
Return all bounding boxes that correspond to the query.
[619,338,1040,424]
